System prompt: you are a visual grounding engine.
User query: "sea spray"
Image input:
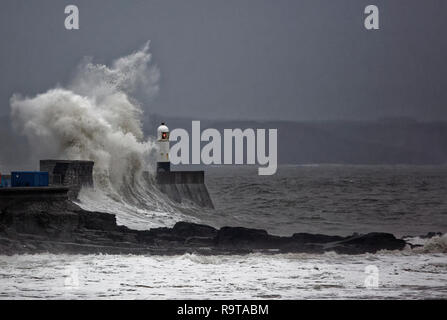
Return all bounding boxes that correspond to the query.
[9,42,192,229]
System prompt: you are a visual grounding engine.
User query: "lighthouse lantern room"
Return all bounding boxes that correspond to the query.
[157,122,170,172]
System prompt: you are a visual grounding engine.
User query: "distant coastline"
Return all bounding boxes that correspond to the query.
[2,114,447,172]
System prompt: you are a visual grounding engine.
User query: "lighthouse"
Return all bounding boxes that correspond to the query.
[156,122,170,172]
[154,121,214,208]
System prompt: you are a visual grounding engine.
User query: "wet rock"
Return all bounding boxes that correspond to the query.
[184,236,216,247]
[77,210,119,231]
[419,232,443,239]
[327,232,407,254]
[292,233,344,243]
[0,197,410,255]
[215,226,270,248]
[172,221,217,239]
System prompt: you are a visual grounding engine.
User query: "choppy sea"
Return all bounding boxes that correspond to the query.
[1,165,446,299]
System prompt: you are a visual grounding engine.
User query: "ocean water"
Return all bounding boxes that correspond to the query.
[0,242,446,299]
[1,165,447,299]
[197,165,447,237]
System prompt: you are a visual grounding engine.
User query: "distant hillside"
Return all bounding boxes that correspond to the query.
[1,114,446,172]
[144,114,447,165]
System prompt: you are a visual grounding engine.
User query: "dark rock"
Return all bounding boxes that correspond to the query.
[292,233,344,243]
[419,232,443,239]
[0,195,410,255]
[77,210,118,231]
[172,221,217,239]
[184,236,215,247]
[327,232,406,254]
[215,226,285,249]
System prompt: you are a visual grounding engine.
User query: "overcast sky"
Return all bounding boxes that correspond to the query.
[1,0,446,121]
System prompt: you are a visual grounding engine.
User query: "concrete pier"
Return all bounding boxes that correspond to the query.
[40,160,94,199]
[153,122,214,208]
[0,186,69,210]
[3,159,214,209]
[156,171,214,208]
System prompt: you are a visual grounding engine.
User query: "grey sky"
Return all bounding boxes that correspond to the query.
[1,0,446,121]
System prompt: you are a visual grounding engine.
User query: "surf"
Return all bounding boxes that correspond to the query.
[9,42,190,229]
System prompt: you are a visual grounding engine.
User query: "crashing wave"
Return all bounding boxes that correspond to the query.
[9,42,191,229]
[404,233,447,254]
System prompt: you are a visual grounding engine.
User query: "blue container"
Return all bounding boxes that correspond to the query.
[11,171,49,187]
[0,176,11,187]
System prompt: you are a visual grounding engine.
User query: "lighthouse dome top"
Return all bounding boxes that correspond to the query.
[157,122,169,140]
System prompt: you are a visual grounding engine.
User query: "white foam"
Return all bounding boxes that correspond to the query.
[10,42,186,229]
[414,234,447,254]
[0,252,445,299]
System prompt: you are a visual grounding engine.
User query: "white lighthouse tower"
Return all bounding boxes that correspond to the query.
[156,122,170,172]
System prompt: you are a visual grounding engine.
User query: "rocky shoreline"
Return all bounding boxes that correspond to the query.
[0,195,414,256]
